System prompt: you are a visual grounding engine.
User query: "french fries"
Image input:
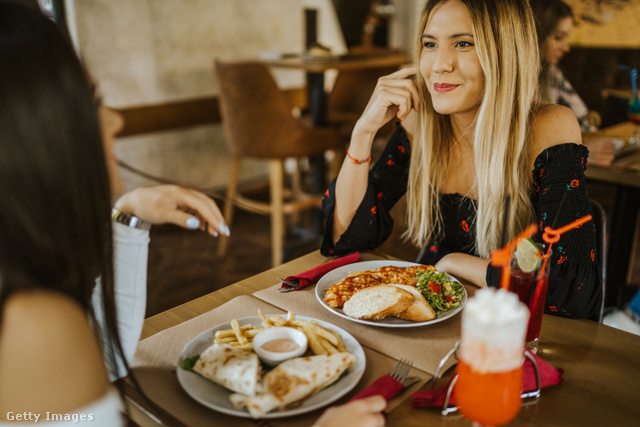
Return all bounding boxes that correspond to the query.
[212,310,348,356]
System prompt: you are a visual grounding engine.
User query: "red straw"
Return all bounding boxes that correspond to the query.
[490,224,538,290]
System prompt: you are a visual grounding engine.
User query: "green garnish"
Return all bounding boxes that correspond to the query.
[180,354,200,371]
[416,271,465,316]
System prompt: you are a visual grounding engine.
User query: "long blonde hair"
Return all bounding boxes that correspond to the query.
[406,0,540,258]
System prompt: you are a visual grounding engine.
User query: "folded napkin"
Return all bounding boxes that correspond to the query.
[350,374,406,402]
[279,252,360,290]
[410,351,564,408]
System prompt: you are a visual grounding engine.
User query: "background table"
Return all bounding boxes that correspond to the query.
[585,121,640,307]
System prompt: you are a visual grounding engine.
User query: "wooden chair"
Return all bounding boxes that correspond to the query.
[214,60,344,266]
[328,66,399,140]
[590,198,607,322]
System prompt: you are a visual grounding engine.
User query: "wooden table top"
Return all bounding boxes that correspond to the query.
[260,51,409,73]
[136,251,640,426]
[585,121,640,188]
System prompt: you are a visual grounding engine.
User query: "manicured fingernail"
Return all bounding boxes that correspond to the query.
[220,223,230,236]
[213,230,219,237]
[186,217,200,229]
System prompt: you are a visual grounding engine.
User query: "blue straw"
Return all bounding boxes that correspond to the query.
[620,65,638,98]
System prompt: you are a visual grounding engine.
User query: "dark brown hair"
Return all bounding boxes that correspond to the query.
[0,2,123,377]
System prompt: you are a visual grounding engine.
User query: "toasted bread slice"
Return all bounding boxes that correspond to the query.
[343,285,414,320]
[392,284,436,322]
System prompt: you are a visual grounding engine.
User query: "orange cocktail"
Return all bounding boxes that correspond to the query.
[456,359,523,426]
[454,288,529,426]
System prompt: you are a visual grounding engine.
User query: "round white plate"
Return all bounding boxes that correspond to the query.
[176,315,366,419]
[315,260,467,328]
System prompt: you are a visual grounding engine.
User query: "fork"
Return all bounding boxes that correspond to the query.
[277,277,300,293]
[349,358,416,402]
[390,358,413,384]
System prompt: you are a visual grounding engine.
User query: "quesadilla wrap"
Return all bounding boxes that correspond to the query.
[193,344,261,396]
[230,352,357,418]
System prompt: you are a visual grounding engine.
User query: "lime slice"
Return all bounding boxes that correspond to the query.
[515,238,541,273]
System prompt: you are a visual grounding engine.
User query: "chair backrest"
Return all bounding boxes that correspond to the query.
[590,198,607,322]
[214,60,300,158]
[328,66,398,114]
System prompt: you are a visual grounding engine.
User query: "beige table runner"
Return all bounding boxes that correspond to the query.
[254,283,476,375]
[132,295,429,426]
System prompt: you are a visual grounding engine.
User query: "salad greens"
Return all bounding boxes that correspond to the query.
[415,270,465,316]
[180,354,200,372]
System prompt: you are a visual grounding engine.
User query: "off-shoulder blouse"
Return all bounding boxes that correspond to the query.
[322,124,602,319]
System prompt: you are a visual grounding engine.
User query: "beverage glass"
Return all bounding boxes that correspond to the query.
[455,288,529,426]
[509,244,551,354]
[628,95,640,146]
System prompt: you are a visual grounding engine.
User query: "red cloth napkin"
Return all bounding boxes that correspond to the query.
[350,374,406,402]
[279,252,360,290]
[410,351,564,408]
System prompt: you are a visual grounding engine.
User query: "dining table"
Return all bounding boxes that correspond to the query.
[125,250,640,426]
[584,121,640,308]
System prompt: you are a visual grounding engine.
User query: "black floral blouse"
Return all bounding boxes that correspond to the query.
[322,123,603,319]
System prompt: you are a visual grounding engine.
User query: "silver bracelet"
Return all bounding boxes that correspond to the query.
[111,208,151,231]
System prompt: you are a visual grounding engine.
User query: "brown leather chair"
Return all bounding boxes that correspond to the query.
[215,60,344,266]
[328,66,400,139]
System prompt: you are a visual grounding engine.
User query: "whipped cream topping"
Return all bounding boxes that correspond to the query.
[460,288,530,372]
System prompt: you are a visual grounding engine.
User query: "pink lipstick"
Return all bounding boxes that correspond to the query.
[434,83,458,93]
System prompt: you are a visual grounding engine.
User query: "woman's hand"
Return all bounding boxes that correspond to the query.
[581,135,615,167]
[312,395,387,427]
[114,185,229,237]
[435,253,489,288]
[354,67,419,137]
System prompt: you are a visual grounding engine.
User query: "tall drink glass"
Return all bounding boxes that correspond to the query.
[455,288,529,426]
[628,95,640,145]
[509,243,551,354]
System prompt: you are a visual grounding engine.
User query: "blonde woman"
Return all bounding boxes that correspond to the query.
[322,0,602,319]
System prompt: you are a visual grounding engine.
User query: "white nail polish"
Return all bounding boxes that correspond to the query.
[186,217,200,229]
[220,223,230,236]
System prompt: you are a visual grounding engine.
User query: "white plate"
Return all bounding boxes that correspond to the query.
[315,260,467,328]
[176,315,365,419]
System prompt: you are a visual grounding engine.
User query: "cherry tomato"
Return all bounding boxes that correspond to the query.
[427,282,441,294]
[444,295,456,303]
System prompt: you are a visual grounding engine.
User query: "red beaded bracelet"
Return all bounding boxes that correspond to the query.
[347,149,372,165]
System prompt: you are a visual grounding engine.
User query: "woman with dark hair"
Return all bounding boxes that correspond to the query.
[323,0,602,319]
[0,3,386,425]
[530,0,615,166]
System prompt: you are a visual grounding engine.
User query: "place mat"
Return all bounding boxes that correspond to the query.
[611,149,640,172]
[254,284,476,375]
[131,295,429,425]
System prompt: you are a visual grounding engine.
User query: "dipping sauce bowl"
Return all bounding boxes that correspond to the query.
[253,327,308,366]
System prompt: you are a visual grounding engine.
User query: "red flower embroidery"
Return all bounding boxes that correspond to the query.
[371,206,377,215]
[398,145,405,154]
[549,306,558,312]
[570,179,579,188]
[557,255,567,264]
[324,189,330,197]
[539,167,545,177]
[590,249,595,262]
[461,220,470,232]
[429,244,437,253]
[387,159,395,166]
[377,192,383,200]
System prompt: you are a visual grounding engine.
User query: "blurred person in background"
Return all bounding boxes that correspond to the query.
[531,0,616,167]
